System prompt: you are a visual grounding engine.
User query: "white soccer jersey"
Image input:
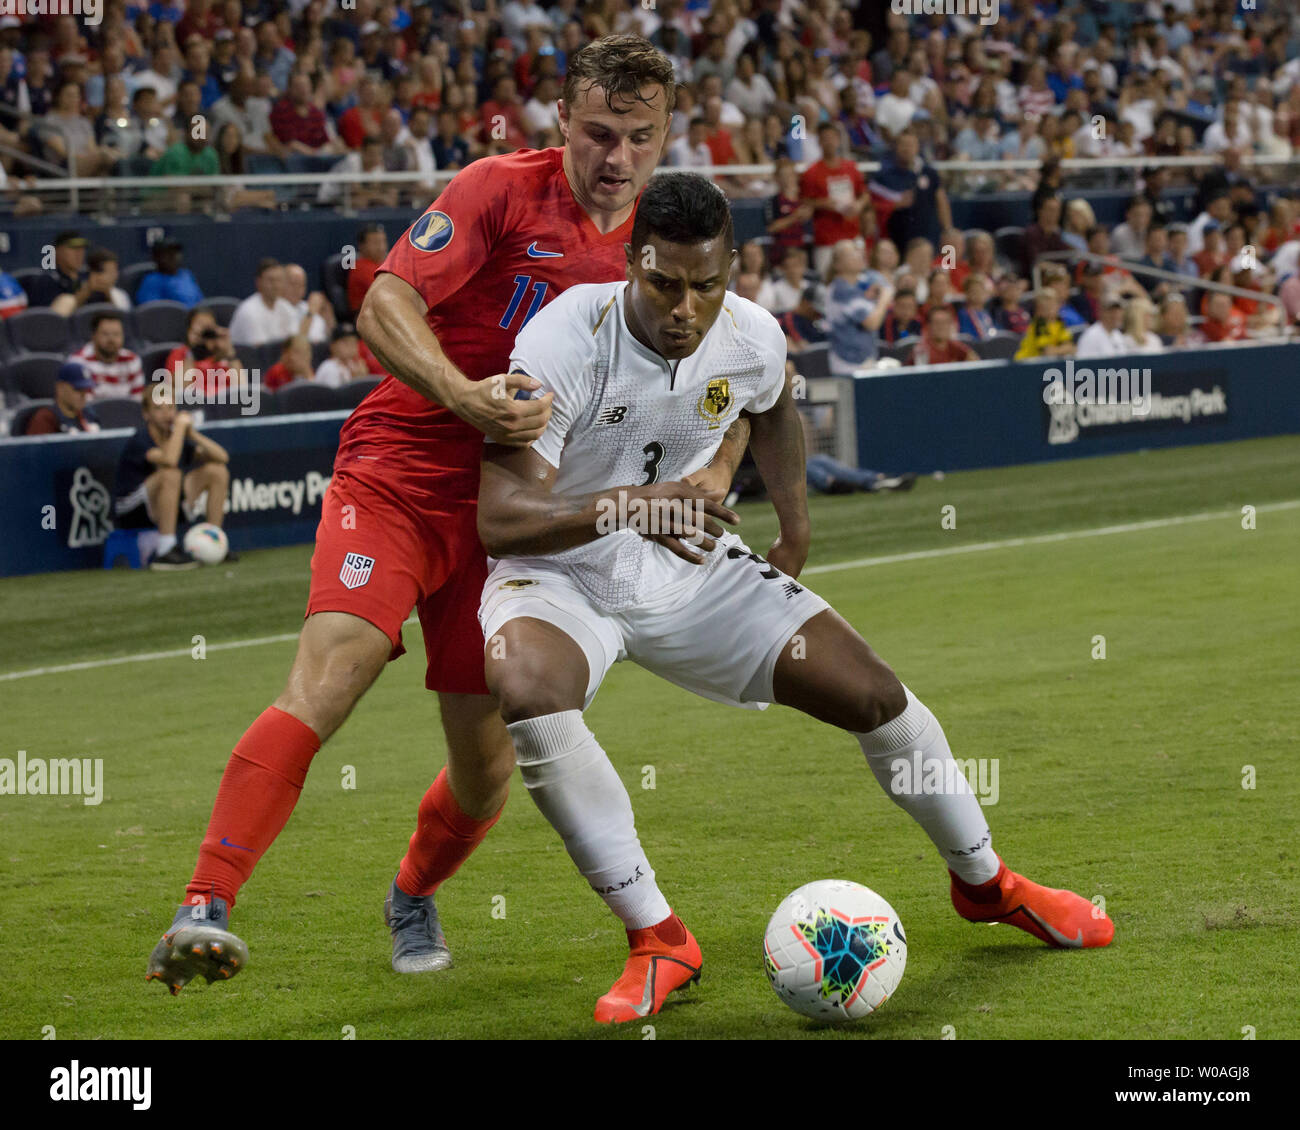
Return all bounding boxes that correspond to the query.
[505,280,787,612]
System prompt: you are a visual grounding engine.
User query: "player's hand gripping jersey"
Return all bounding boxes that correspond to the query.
[497,280,787,611]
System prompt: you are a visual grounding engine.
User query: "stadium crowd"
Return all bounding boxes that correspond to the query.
[2,0,1300,432]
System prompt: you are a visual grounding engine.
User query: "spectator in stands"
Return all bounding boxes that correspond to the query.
[347,224,389,317]
[50,247,132,315]
[907,305,977,367]
[956,274,996,341]
[229,258,302,347]
[668,116,712,168]
[40,81,118,175]
[133,43,180,107]
[70,310,144,398]
[150,112,218,212]
[1060,198,1094,254]
[825,240,893,375]
[319,135,399,207]
[880,288,923,344]
[1200,292,1247,343]
[26,230,88,307]
[254,20,297,93]
[284,263,332,344]
[801,122,869,278]
[338,74,388,149]
[776,287,828,352]
[1192,225,1228,280]
[1122,297,1164,354]
[1066,262,1105,326]
[129,87,171,163]
[872,128,951,260]
[1111,197,1153,261]
[263,334,314,391]
[991,275,1030,334]
[1164,224,1198,284]
[113,382,231,571]
[21,360,101,435]
[1187,193,1234,256]
[431,108,470,170]
[271,71,339,156]
[163,307,246,399]
[215,121,278,211]
[923,269,955,316]
[755,246,810,317]
[1158,293,1197,348]
[522,74,561,146]
[314,323,369,388]
[172,80,205,137]
[1021,194,1069,277]
[136,239,205,308]
[1014,289,1074,360]
[0,268,29,318]
[1075,297,1129,358]
[209,72,280,157]
[480,75,529,155]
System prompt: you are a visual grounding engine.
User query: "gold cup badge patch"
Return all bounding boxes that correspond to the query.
[696,378,733,430]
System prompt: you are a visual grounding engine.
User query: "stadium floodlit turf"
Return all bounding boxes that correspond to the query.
[1,435,1296,1040]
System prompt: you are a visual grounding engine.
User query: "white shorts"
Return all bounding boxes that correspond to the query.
[479,535,831,710]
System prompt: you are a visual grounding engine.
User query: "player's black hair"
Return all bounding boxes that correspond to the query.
[630,172,733,256]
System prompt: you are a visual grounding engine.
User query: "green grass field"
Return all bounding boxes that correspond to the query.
[1,435,1297,1040]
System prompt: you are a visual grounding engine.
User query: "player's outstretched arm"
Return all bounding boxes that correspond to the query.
[357,274,552,446]
[478,445,739,561]
[745,380,812,579]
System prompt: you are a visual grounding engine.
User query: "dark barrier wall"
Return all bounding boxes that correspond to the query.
[853,342,1300,472]
[0,411,346,577]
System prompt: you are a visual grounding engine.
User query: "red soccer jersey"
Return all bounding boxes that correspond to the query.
[800,159,865,248]
[336,147,637,502]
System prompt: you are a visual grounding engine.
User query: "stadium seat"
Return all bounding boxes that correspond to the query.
[994,226,1026,274]
[879,342,915,364]
[6,308,71,354]
[321,253,350,321]
[0,316,12,361]
[72,302,135,350]
[93,396,145,430]
[794,341,830,381]
[134,300,190,345]
[119,262,154,300]
[8,399,54,436]
[198,401,251,422]
[972,333,1021,361]
[247,153,287,176]
[336,376,382,408]
[285,153,337,175]
[274,379,345,414]
[140,341,183,380]
[4,353,66,401]
[196,296,240,327]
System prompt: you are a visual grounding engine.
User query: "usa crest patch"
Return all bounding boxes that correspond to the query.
[339,552,375,589]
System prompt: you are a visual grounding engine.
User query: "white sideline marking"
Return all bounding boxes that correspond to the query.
[2,501,1296,682]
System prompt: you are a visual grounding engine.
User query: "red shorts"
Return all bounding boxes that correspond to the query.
[305,468,489,694]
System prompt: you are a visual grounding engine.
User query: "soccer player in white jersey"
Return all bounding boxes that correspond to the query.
[475,173,1114,1023]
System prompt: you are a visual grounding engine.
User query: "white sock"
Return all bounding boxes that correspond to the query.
[856,686,1000,884]
[508,710,672,930]
[157,533,177,555]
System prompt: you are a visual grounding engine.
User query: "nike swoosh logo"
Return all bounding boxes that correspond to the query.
[634,958,659,1017]
[526,242,563,258]
[1020,905,1083,947]
[220,836,255,852]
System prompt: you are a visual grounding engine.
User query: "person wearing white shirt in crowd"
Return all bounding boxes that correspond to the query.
[1122,297,1164,353]
[284,262,332,344]
[756,246,812,316]
[133,44,179,107]
[228,259,305,346]
[313,324,370,388]
[522,76,562,142]
[1075,298,1130,358]
[1186,194,1233,255]
[698,75,744,128]
[668,118,712,168]
[725,54,777,120]
[1111,197,1153,261]
[875,70,917,140]
[501,0,552,51]
[397,104,438,187]
[1202,101,1253,153]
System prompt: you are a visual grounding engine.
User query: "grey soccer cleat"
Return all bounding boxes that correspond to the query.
[146,897,249,995]
[385,878,453,973]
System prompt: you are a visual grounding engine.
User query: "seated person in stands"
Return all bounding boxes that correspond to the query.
[1199,291,1247,342]
[1066,261,1104,325]
[163,307,247,397]
[1014,288,1075,359]
[0,269,29,318]
[136,239,206,307]
[50,247,132,315]
[285,262,333,343]
[776,287,828,351]
[113,383,231,571]
[70,310,144,397]
[906,304,978,366]
[21,361,101,434]
[1157,293,1198,348]
[314,323,370,387]
[956,274,996,340]
[347,223,389,316]
[1074,296,1129,358]
[263,334,314,391]
[229,258,303,346]
[25,230,88,307]
[990,275,1030,333]
[879,287,922,343]
[922,269,955,316]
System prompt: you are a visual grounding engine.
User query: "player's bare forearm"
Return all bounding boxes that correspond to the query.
[478,445,737,560]
[356,273,468,409]
[685,416,749,494]
[745,383,811,575]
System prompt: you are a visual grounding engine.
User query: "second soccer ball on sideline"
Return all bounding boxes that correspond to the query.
[763,880,907,1023]
[183,523,229,565]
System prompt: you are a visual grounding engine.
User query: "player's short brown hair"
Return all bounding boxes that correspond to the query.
[561,34,676,115]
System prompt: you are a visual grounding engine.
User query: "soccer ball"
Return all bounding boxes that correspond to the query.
[763,880,907,1023]
[183,523,229,565]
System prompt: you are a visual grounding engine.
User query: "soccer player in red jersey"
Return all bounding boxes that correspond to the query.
[147,36,750,993]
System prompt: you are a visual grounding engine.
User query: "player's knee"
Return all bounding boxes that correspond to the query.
[489,666,578,726]
[852,664,908,733]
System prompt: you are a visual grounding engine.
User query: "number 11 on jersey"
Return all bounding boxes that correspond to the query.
[500,275,550,331]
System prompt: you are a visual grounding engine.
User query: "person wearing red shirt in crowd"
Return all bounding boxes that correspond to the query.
[932,227,969,290]
[479,75,529,153]
[338,75,389,149]
[800,121,870,278]
[1199,292,1248,342]
[22,361,101,435]
[270,72,339,155]
[907,305,979,366]
[700,95,736,164]
[146,37,750,1024]
[765,157,812,266]
[263,335,314,391]
[347,224,389,316]
[163,308,246,399]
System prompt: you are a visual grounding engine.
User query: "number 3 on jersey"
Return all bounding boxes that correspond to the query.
[500,275,549,331]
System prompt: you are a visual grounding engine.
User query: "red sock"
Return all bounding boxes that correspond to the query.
[950,857,1008,904]
[185,707,321,910]
[395,768,501,897]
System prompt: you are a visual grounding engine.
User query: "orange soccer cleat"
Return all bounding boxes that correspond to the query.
[950,856,1115,949]
[593,912,703,1023]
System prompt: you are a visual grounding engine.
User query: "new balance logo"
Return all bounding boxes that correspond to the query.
[782,581,803,599]
[596,406,628,425]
